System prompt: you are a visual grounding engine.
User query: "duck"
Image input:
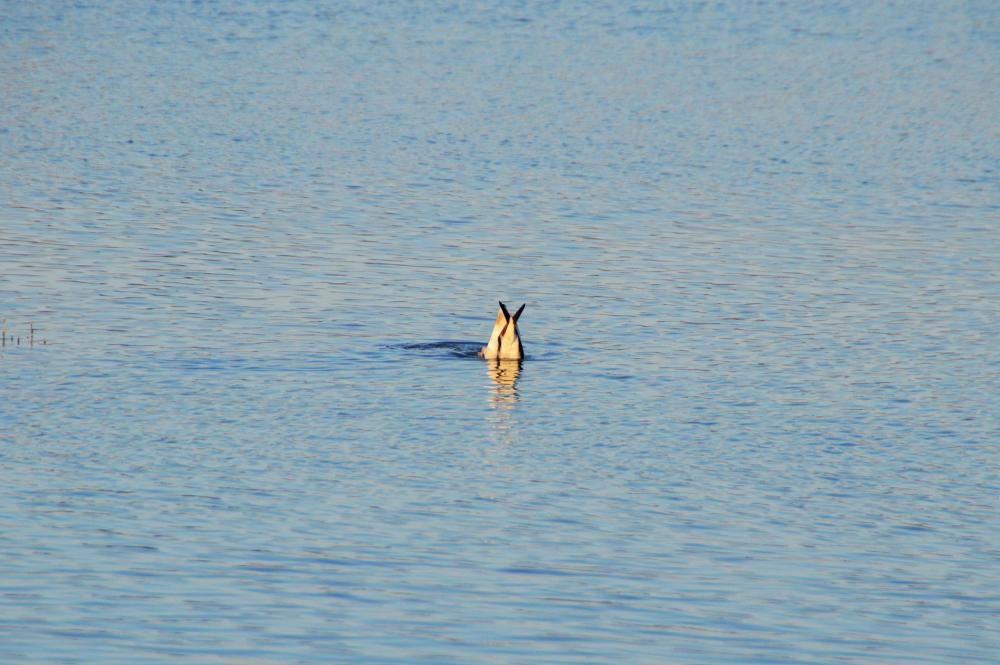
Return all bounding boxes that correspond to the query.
[478,301,525,360]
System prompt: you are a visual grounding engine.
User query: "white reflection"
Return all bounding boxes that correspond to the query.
[485,359,522,445]
[486,359,522,410]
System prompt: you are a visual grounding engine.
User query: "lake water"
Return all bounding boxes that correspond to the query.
[2,1,998,663]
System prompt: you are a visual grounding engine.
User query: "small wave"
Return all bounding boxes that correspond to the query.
[393,340,483,359]
[392,341,555,361]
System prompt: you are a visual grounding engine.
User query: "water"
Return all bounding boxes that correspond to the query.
[2,1,998,663]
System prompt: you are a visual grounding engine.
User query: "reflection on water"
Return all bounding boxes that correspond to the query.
[485,359,523,447]
[486,359,522,409]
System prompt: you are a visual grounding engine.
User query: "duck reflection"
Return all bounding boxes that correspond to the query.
[486,358,522,408]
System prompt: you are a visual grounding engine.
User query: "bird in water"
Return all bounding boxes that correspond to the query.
[478,301,525,360]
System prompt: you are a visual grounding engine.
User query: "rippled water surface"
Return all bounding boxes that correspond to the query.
[2,2,998,663]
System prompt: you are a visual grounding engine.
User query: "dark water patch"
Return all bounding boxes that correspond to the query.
[394,340,484,359]
[393,340,558,362]
[500,566,582,577]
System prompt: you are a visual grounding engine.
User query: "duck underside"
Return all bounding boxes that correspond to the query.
[480,301,524,360]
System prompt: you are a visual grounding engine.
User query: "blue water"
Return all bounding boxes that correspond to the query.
[2,1,998,663]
